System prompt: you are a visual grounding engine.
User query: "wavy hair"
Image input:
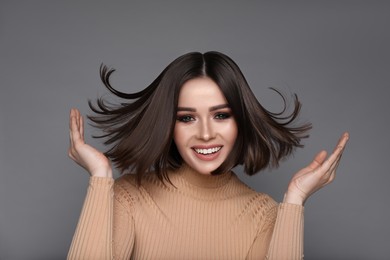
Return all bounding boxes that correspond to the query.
[89,51,311,184]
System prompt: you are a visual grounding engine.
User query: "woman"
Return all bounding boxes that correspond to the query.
[67,51,349,259]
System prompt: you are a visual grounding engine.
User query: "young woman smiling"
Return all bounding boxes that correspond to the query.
[174,77,238,175]
[67,51,349,259]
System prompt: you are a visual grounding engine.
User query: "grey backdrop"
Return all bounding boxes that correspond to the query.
[1,1,389,259]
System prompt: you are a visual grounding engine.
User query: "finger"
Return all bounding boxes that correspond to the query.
[321,133,349,169]
[324,146,343,170]
[70,111,82,144]
[68,135,78,161]
[69,109,83,159]
[325,152,344,178]
[317,151,342,179]
[322,158,340,183]
[69,109,77,145]
[307,150,327,170]
[69,108,75,130]
[69,131,74,149]
[80,113,84,140]
[70,108,79,132]
[317,133,349,180]
[75,109,80,131]
[77,111,84,142]
[332,132,349,154]
[69,109,74,144]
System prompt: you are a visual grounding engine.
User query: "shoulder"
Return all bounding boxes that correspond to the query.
[231,174,277,203]
[113,174,140,207]
[115,173,138,190]
[230,174,278,218]
[113,172,163,202]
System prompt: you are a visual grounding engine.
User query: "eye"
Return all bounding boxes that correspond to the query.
[214,113,231,120]
[176,115,195,123]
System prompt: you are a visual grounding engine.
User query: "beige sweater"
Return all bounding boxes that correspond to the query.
[68,167,304,259]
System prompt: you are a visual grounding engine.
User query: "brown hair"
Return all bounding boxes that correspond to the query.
[89,51,311,183]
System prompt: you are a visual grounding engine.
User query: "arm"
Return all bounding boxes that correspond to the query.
[67,109,134,259]
[253,133,349,260]
[246,200,303,260]
[266,203,304,260]
[67,177,135,260]
[67,177,114,260]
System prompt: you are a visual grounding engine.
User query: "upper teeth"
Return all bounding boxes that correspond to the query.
[194,147,221,155]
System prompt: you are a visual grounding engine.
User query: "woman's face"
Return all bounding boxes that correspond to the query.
[174,77,238,175]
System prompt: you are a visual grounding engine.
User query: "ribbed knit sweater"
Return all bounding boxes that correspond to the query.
[68,166,304,259]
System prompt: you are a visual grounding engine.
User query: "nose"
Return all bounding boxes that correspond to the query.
[197,119,215,141]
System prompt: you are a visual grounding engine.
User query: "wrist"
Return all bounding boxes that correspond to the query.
[90,168,113,178]
[283,192,305,206]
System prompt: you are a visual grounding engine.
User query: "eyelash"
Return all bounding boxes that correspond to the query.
[176,115,195,122]
[214,113,231,120]
[176,113,232,122]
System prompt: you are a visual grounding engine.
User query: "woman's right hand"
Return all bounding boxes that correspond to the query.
[68,108,113,178]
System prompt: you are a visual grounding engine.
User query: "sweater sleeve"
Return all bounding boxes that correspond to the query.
[67,177,135,260]
[266,203,304,260]
[246,202,304,260]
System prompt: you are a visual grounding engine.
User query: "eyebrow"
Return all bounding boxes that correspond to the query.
[177,104,230,112]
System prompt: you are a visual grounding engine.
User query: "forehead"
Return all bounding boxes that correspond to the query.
[178,77,228,106]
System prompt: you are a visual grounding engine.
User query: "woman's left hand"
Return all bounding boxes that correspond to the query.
[283,132,349,205]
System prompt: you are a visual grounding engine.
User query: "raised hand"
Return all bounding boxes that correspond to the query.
[283,132,349,205]
[68,108,112,178]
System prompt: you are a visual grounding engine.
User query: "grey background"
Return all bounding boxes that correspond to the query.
[1,1,389,259]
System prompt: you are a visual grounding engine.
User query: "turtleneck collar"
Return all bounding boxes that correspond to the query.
[172,164,232,189]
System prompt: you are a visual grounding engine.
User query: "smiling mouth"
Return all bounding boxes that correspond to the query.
[193,147,222,155]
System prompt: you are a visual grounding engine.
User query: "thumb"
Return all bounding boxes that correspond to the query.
[307,150,327,170]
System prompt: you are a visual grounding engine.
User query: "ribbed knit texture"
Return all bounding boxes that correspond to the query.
[68,166,304,259]
[67,177,114,259]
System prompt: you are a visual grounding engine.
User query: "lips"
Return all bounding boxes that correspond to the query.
[191,145,223,161]
[193,146,222,155]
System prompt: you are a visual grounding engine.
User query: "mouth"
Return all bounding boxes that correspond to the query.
[192,146,222,155]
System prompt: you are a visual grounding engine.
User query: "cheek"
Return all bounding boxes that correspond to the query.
[222,121,238,144]
[173,124,186,149]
